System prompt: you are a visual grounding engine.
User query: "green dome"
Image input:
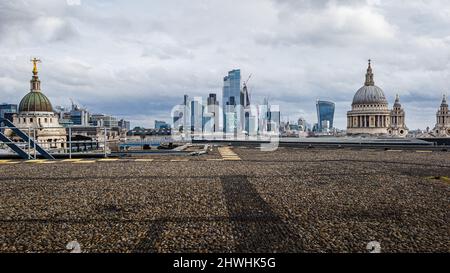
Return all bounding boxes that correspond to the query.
[19,91,54,112]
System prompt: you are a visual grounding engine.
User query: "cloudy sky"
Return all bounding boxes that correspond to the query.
[1,0,449,129]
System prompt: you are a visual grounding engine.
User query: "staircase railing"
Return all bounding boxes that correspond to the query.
[0,117,55,160]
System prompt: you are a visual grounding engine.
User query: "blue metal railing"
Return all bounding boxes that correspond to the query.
[0,117,54,160]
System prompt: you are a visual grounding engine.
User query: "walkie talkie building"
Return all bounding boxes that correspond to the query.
[316,100,335,132]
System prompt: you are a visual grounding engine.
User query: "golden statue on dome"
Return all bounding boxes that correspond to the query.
[31,57,41,75]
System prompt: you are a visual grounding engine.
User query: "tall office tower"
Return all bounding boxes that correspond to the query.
[316,100,335,132]
[257,97,280,134]
[242,83,252,134]
[222,69,241,134]
[183,95,191,133]
[206,93,220,133]
[172,108,183,132]
[247,113,259,136]
[190,97,203,134]
[259,97,270,133]
[269,109,281,133]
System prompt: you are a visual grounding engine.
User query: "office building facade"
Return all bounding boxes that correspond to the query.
[206,93,220,133]
[155,120,170,130]
[223,69,242,134]
[316,100,335,132]
[0,104,17,122]
[90,114,119,128]
[190,97,203,134]
[118,119,131,131]
[69,105,90,126]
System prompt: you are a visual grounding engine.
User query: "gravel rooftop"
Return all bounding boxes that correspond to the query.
[0,147,449,253]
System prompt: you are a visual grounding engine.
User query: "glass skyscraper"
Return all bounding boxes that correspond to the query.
[222,69,241,134]
[316,100,335,132]
[190,97,203,134]
[206,93,219,133]
[183,95,191,133]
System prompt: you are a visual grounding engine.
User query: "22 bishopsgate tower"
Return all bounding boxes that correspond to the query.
[222,69,242,134]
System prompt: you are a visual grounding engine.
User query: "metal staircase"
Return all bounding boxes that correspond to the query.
[0,117,55,160]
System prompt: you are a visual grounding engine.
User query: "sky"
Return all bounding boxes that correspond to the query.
[0,0,449,129]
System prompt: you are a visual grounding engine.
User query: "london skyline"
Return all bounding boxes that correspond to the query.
[1,0,449,129]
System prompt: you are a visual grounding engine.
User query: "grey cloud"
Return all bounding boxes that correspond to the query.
[0,0,449,129]
[0,1,79,45]
[273,0,368,11]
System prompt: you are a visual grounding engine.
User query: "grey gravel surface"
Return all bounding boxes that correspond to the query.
[0,148,449,253]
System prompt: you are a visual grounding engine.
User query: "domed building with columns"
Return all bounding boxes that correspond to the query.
[6,58,66,149]
[347,61,408,137]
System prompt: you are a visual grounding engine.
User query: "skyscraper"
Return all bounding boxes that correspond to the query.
[172,109,183,132]
[222,69,241,134]
[206,93,220,133]
[258,97,280,134]
[269,109,281,133]
[242,83,253,134]
[190,97,203,134]
[316,100,335,132]
[183,95,191,133]
[259,97,270,133]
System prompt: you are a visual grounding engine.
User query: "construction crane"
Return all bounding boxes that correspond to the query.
[70,98,75,110]
[242,74,253,107]
[243,73,252,87]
